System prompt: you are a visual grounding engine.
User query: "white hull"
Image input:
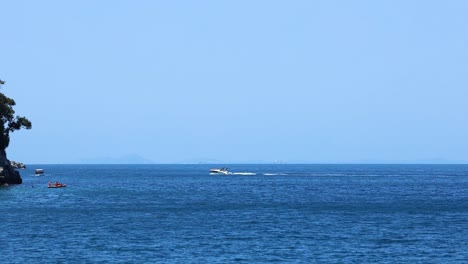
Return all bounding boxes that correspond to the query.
[210,168,230,175]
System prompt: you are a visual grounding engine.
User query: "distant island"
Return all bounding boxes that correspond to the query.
[0,79,31,185]
[80,154,154,164]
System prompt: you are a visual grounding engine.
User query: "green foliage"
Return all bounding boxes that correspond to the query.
[0,80,32,149]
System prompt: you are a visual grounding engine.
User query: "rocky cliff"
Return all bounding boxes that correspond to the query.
[0,149,22,185]
[10,160,26,169]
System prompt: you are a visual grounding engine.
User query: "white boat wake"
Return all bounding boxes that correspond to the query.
[210,168,288,176]
[231,172,256,176]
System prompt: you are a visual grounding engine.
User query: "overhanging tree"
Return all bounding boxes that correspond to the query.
[0,79,32,150]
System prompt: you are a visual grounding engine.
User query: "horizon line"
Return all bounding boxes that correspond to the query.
[17,162,468,165]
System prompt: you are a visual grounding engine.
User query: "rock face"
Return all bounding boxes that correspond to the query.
[10,160,26,169]
[0,149,22,185]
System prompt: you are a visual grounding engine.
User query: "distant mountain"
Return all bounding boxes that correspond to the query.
[175,158,225,164]
[174,158,276,164]
[80,154,154,164]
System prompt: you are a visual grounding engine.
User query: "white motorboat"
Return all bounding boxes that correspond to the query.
[210,168,230,175]
[34,169,45,176]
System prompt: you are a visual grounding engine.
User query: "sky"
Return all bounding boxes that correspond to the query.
[1,0,468,164]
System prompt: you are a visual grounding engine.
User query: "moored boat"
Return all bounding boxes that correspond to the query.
[48,182,66,188]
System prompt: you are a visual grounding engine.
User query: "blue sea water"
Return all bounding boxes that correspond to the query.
[1,164,468,263]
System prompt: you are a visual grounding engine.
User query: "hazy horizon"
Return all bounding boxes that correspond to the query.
[18,153,468,165]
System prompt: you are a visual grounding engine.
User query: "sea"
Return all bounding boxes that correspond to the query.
[1,164,467,263]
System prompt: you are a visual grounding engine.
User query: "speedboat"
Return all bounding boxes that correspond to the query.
[210,168,230,175]
[34,169,45,176]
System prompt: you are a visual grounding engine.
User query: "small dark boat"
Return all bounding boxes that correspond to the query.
[34,169,45,176]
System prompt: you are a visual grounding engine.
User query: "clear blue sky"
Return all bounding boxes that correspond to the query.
[2,0,468,164]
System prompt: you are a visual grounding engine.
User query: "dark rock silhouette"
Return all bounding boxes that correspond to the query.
[0,150,22,185]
